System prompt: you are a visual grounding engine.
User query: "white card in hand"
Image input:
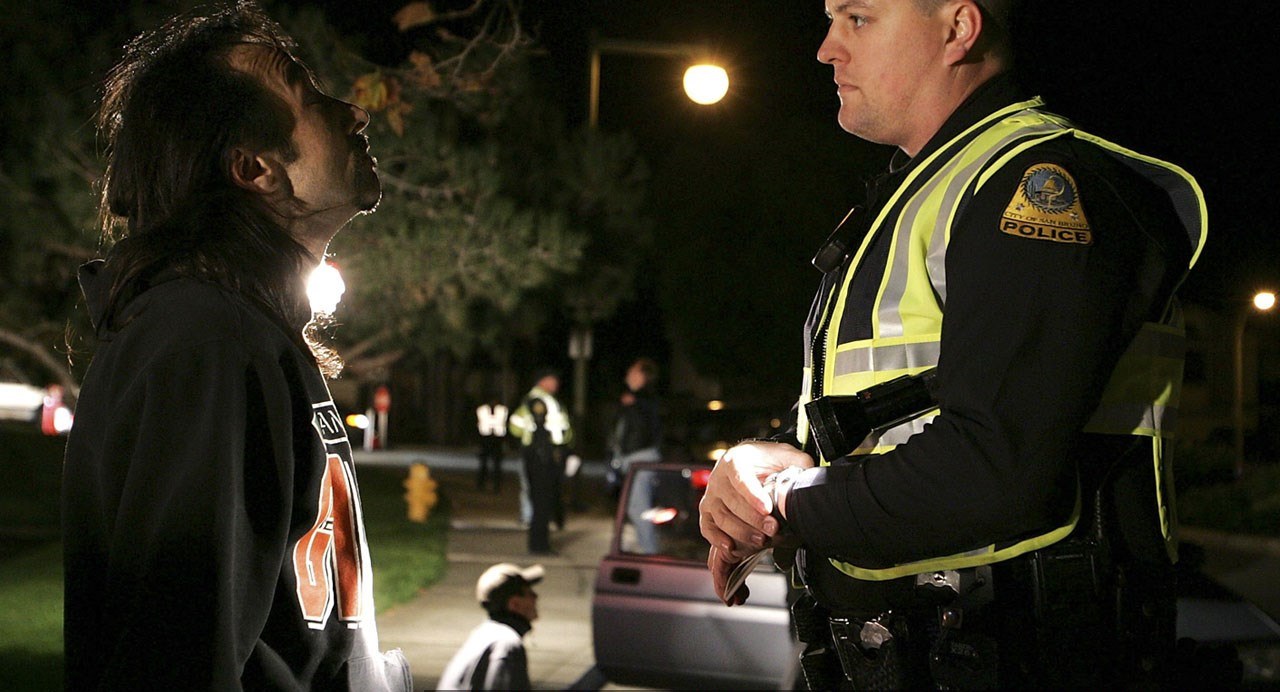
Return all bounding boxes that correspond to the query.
[723,549,768,602]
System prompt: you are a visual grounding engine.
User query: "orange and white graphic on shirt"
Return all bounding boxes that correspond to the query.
[292,453,365,629]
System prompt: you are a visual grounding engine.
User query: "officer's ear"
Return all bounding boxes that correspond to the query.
[942,0,983,66]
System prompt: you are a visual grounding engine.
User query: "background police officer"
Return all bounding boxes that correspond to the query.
[699,0,1206,687]
[509,368,572,555]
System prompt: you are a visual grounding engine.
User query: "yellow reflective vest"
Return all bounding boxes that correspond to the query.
[508,386,573,447]
[796,98,1207,580]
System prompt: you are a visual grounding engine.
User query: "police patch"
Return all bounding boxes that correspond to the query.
[1000,164,1093,245]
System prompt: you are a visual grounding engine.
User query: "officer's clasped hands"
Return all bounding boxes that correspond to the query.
[699,441,814,605]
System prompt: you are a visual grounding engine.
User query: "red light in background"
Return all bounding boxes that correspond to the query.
[690,468,711,489]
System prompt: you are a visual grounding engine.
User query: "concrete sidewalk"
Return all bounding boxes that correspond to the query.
[361,449,1280,690]
[368,455,621,691]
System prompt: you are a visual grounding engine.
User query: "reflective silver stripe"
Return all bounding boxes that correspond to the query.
[854,416,936,453]
[878,154,970,337]
[1084,403,1178,436]
[833,341,941,378]
[879,120,1065,335]
[926,121,1064,304]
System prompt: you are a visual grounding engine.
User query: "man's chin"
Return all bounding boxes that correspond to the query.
[355,180,382,214]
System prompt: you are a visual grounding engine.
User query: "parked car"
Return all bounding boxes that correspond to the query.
[0,380,44,423]
[592,463,1280,689]
[591,461,799,690]
[0,360,72,434]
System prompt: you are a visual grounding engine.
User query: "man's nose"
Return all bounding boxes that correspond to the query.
[816,28,843,65]
[348,102,370,133]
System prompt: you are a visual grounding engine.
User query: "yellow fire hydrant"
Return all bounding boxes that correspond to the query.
[403,463,438,523]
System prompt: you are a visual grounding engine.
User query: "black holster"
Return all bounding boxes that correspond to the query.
[792,593,845,691]
[791,592,930,690]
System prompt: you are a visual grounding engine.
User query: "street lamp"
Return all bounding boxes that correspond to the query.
[1232,290,1276,478]
[572,34,728,422]
[587,35,729,130]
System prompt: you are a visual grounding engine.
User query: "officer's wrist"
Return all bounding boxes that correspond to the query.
[764,466,804,523]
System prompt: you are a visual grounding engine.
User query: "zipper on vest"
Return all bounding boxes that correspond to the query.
[810,270,841,407]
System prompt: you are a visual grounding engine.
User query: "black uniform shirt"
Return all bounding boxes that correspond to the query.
[787,73,1194,570]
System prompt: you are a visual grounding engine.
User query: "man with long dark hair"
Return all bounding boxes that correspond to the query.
[62,2,410,688]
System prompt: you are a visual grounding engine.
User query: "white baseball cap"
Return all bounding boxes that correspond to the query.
[475,563,545,605]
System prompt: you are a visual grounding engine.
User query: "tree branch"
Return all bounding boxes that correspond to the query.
[0,326,81,401]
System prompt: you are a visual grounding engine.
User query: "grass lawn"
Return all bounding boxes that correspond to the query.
[0,423,448,690]
[359,465,452,612]
[0,542,64,691]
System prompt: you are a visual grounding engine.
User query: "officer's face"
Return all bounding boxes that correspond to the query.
[817,0,954,153]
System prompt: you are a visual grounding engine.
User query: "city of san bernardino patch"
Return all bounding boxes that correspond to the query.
[1000,164,1092,245]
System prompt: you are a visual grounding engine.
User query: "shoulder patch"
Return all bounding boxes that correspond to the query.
[999,164,1092,245]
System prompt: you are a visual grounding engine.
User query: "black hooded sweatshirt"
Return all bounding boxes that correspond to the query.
[63,261,411,691]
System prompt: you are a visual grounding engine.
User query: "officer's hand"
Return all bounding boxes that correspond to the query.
[698,442,813,577]
[707,545,750,606]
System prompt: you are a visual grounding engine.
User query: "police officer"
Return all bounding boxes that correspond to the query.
[698,1,1206,688]
[475,394,509,493]
[509,368,572,555]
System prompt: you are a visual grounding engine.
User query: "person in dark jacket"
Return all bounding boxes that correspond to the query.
[437,563,544,691]
[606,357,663,501]
[699,0,1206,688]
[61,3,409,689]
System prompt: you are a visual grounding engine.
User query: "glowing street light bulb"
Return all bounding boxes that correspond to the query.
[1253,291,1276,311]
[683,64,729,105]
[307,260,346,315]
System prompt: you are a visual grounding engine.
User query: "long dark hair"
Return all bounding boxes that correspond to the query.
[95,1,338,371]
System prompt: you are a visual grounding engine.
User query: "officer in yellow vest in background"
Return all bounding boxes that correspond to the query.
[698,1,1208,688]
[509,368,573,556]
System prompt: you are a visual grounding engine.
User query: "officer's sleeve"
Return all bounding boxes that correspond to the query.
[787,147,1187,567]
[508,400,532,439]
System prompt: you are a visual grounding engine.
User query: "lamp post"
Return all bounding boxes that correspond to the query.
[587,35,729,130]
[1233,290,1276,478]
[571,34,728,422]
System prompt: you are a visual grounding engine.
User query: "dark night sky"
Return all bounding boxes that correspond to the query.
[524,0,1280,310]
[317,0,1280,310]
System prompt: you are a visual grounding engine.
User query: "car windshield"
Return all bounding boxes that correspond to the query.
[618,465,711,560]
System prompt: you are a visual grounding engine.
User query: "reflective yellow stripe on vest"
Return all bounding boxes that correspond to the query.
[799,99,1206,580]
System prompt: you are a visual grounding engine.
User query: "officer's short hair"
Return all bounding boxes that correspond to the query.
[531,367,561,385]
[631,357,658,383]
[916,0,1017,30]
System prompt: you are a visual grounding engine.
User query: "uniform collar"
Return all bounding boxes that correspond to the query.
[892,72,1030,176]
